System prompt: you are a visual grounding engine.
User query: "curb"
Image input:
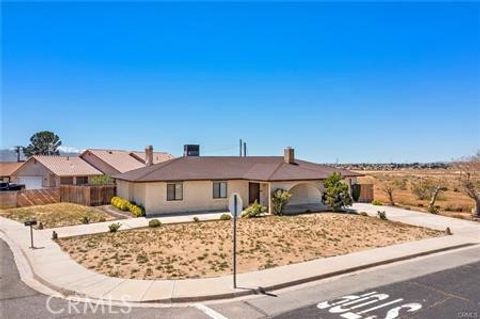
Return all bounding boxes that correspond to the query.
[2,227,476,305]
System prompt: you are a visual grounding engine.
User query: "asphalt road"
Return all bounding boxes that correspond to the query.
[0,239,209,319]
[274,261,480,319]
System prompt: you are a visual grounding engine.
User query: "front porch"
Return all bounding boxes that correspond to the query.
[247,180,328,215]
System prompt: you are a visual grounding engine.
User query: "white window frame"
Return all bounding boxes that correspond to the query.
[213,181,228,199]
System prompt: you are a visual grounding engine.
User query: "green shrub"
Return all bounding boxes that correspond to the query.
[359,212,369,216]
[241,201,267,218]
[148,219,161,228]
[90,175,114,185]
[80,216,90,224]
[108,222,121,232]
[220,213,232,220]
[377,210,387,220]
[371,199,383,206]
[322,172,353,211]
[193,217,200,222]
[271,189,292,215]
[351,184,361,202]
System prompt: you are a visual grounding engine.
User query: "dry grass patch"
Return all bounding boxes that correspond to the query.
[57,213,442,280]
[358,169,475,220]
[0,203,114,228]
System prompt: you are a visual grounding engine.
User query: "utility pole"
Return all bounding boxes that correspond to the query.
[14,146,22,162]
[233,194,237,288]
[243,142,247,157]
[239,139,243,157]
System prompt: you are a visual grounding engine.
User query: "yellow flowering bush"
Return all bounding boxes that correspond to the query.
[111,196,145,217]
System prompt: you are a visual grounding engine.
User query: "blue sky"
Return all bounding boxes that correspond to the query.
[2,2,479,163]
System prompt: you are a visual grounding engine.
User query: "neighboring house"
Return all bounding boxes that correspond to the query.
[11,156,102,189]
[80,147,174,175]
[115,147,362,216]
[0,162,23,182]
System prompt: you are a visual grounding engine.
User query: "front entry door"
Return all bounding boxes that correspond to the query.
[249,182,260,204]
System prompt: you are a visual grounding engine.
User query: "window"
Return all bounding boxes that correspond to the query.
[76,176,89,185]
[167,183,183,201]
[213,182,228,199]
[60,177,74,185]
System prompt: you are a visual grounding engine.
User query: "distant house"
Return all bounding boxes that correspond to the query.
[115,147,361,216]
[80,147,174,175]
[11,156,102,189]
[0,162,23,182]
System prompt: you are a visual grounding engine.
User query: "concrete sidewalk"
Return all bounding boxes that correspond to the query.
[353,203,479,237]
[0,204,479,304]
[42,211,225,238]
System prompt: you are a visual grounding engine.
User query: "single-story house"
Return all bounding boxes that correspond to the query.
[0,162,23,182]
[80,147,174,175]
[11,156,102,189]
[115,147,362,216]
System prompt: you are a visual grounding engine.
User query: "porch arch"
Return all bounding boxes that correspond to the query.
[286,182,324,205]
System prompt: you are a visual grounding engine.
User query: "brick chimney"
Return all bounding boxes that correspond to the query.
[145,145,154,166]
[284,147,295,164]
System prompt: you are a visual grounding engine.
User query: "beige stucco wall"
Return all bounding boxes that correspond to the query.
[272,177,356,210]
[13,159,101,188]
[117,180,249,216]
[12,160,52,187]
[117,176,358,216]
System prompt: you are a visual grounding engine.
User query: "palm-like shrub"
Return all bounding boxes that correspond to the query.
[271,189,292,215]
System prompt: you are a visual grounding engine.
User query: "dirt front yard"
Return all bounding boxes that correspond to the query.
[0,203,114,228]
[57,213,443,280]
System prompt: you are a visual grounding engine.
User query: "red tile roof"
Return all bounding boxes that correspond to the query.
[114,156,362,182]
[82,149,174,173]
[0,162,23,176]
[19,156,102,176]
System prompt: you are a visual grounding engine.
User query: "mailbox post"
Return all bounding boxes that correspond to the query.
[24,219,37,248]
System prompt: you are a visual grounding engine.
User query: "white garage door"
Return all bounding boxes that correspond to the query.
[16,176,43,189]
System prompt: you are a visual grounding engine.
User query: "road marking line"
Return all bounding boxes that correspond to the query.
[194,303,229,319]
[357,298,403,314]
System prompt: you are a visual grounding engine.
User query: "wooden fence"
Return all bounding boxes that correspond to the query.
[0,188,60,209]
[60,185,116,206]
[0,185,116,209]
[358,184,374,203]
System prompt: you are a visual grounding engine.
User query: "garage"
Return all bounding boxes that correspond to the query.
[16,176,43,189]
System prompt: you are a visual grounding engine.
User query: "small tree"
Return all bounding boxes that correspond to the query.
[411,178,436,200]
[23,131,62,157]
[381,183,396,206]
[271,189,292,215]
[322,172,353,211]
[455,152,480,218]
[427,185,447,214]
